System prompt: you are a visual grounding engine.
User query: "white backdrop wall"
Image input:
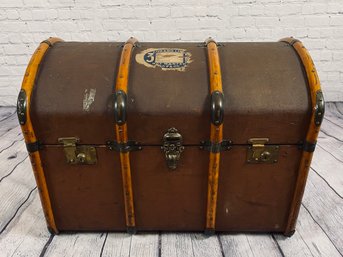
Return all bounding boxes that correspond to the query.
[0,0,342,106]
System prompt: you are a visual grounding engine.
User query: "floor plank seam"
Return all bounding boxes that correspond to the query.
[334,103,343,116]
[158,232,161,257]
[296,228,316,256]
[319,129,343,143]
[301,203,343,256]
[271,234,286,257]
[0,125,21,139]
[0,155,28,183]
[310,167,343,199]
[190,234,195,257]
[39,233,55,257]
[326,113,343,122]
[324,117,343,129]
[0,138,23,154]
[245,234,254,254]
[217,234,225,257]
[128,233,133,257]
[99,232,108,257]
[0,111,16,123]
[0,186,37,234]
[316,144,343,164]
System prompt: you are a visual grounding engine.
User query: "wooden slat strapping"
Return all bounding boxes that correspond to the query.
[114,37,138,232]
[19,37,63,234]
[204,38,224,234]
[279,37,324,236]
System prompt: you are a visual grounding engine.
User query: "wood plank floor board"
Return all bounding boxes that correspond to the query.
[0,126,22,153]
[0,114,19,138]
[0,192,51,257]
[43,233,106,257]
[317,137,343,165]
[0,158,36,233]
[321,118,343,142]
[0,107,16,123]
[302,171,343,254]
[325,103,343,125]
[219,234,282,257]
[161,233,224,257]
[311,144,343,197]
[0,140,27,180]
[129,234,159,257]
[101,233,159,257]
[160,233,194,257]
[274,205,342,257]
[100,233,132,257]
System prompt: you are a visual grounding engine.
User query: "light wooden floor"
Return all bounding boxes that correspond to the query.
[0,103,342,257]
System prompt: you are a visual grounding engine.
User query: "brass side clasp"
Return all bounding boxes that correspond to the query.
[247,138,279,164]
[58,137,97,165]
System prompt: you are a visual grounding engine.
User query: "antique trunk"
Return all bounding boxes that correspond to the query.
[17,37,324,236]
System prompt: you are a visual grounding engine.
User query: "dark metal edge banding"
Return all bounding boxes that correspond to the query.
[302,140,316,152]
[106,140,142,153]
[41,40,52,46]
[26,141,41,153]
[126,226,137,234]
[204,228,215,236]
[200,140,232,153]
[280,38,300,46]
[204,37,217,46]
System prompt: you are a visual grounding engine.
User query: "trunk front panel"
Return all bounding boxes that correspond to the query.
[41,144,299,232]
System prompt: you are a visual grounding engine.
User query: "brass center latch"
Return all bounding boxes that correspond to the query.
[247,138,279,164]
[58,137,97,165]
[161,128,184,170]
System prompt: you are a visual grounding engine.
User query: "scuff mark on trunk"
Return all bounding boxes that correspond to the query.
[83,88,96,112]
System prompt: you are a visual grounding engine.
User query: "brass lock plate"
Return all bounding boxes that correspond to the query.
[247,138,279,164]
[161,127,184,170]
[58,137,97,165]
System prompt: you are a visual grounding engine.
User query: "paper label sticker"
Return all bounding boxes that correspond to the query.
[135,48,192,71]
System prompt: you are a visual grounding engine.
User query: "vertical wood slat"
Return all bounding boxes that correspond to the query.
[205,38,224,233]
[279,37,324,236]
[19,37,63,234]
[114,37,138,232]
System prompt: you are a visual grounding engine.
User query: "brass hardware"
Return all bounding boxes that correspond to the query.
[58,137,97,165]
[314,90,325,126]
[210,91,224,126]
[247,138,279,164]
[114,90,127,125]
[161,128,184,170]
[17,89,27,125]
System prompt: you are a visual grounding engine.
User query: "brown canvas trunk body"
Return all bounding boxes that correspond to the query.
[18,37,324,235]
